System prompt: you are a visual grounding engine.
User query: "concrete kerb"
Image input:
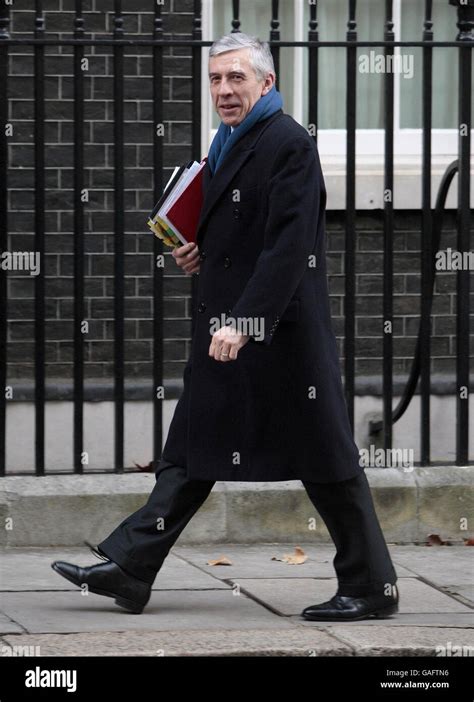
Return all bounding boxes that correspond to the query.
[0,466,472,547]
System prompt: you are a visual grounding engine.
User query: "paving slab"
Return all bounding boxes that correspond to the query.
[0,628,350,657]
[0,548,227,591]
[230,578,473,616]
[0,590,297,634]
[173,543,414,578]
[0,613,24,635]
[388,545,474,586]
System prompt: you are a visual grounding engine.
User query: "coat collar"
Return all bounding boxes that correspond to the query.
[196,109,284,246]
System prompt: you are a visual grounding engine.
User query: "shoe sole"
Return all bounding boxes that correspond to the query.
[301,603,399,622]
[51,562,146,614]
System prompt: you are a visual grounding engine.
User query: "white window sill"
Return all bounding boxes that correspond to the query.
[320,155,473,209]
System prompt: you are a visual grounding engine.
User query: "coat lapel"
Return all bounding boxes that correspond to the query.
[196,110,283,246]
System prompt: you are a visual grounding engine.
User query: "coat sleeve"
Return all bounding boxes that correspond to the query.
[228,135,323,345]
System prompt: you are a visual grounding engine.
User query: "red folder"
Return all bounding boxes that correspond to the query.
[165,159,206,244]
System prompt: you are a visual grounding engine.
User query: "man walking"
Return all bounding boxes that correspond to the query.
[52,32,399,621]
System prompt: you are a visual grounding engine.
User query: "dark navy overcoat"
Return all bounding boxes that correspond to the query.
[160,109,364,483]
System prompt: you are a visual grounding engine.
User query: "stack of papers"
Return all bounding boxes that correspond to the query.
[147,158,207,248]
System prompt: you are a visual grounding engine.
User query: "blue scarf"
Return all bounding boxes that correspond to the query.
[207,85,283,175]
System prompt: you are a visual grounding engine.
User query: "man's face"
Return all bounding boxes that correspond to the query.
[209,48,275,127]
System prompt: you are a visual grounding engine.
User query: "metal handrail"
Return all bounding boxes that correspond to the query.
[369,160,459,435]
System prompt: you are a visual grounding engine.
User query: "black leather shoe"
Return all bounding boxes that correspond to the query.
[301,585,399,621]
[51,559,152,614]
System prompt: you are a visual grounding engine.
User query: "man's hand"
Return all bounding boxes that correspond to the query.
[172,242,200,275]
[209,326,250,362]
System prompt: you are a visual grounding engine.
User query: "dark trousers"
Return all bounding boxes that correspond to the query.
[97,461,397,597]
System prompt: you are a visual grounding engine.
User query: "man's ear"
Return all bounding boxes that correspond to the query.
[262,74,276,95]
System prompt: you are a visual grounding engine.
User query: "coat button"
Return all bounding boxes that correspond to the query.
[224,256,231,268]
[199,250,206,261]
[198,302,206,313]
[233,208,241,220]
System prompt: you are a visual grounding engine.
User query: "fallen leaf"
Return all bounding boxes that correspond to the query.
[207,556,233,566]
[463,538,474,546]
[133,461,154,472]
[426,534,451,546]
[271,546,307,564]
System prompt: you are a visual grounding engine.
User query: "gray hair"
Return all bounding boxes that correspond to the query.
[209,32,276,82]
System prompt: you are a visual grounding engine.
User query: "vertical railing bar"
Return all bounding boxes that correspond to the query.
[34,1,46,476]
[191,1,202,164]
[190,1,202,341]
[269,0,280,90]
[113,1,125,473]
[152,1,164,466]
[344,0,357,431]
[454,9,472,465]
[0,4,10,477]
[382,0,394,453]
[308,0,318,143]
[420,0,433,465]
[231,0,240,33]
[73,0,85,473]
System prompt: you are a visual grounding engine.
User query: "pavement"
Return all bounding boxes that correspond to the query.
[0,543,473,657]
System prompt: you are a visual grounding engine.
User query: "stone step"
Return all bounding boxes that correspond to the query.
[0,467,472,547]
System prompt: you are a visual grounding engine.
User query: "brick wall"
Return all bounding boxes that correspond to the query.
[6,0,196,382]
[3,1,473,389]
